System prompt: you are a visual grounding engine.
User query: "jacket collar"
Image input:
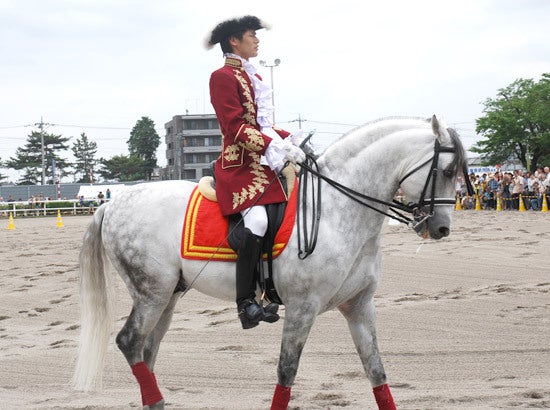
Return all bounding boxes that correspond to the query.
[224,56,243,69]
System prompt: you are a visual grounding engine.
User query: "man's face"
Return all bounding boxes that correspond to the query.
[230,29,259,60]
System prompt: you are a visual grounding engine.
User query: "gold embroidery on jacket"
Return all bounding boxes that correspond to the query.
[233,69,256,126]
[225,58,242,68]
[232,153,269,209]
[243,102,255,124]
[239,128,265,152]
[223,144,240,162]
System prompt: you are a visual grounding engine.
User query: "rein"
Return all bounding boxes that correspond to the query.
[296,138,465,259]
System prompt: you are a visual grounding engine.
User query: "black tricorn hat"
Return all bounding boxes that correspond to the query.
[205,15,269,49]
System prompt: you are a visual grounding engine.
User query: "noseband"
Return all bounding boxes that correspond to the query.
[397,139,473,233]
[296,138,473,258]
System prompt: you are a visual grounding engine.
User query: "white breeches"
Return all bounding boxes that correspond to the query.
[240,205,268,237]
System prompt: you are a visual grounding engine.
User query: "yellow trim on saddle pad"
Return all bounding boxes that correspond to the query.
[181,183,298,261]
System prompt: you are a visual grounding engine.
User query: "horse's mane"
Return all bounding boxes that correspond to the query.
[319,116,467,178]
[334,116,432,146]
[320,116,432,164]
[446,126,468,178]
[345,116,431,138]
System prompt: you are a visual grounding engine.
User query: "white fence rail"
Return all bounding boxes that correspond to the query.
[1,199,101,217]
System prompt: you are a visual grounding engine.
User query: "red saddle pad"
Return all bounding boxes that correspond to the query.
[181,182,298,261]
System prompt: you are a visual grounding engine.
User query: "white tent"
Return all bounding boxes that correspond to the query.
[76,184,127,200]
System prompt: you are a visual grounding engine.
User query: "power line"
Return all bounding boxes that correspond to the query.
[54,123,131,130]
[450,121,476,125]
[281,117,360,128]
[0,125,28,129]
[306,120,360,127]
[0,122,164,132]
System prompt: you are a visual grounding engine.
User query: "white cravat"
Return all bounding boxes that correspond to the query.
[225,53,286,171]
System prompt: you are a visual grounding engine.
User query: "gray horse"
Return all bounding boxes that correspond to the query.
[73,116,467,409]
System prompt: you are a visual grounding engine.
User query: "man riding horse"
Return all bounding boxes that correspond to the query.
[207,16,305,329]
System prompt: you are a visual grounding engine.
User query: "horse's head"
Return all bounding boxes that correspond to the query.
[398,115,467,240]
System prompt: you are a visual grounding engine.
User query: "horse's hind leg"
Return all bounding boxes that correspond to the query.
[143,293,180,369]
[116,290,176,409]
[339,291,396,410]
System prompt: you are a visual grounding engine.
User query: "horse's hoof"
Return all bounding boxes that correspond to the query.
[145,398,165,409]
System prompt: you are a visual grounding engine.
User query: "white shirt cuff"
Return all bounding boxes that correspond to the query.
[263,138,287,173]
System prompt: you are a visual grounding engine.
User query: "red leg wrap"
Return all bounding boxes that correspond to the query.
[373,384,396,410]
[131,362,163,406]
[270,384,292,410]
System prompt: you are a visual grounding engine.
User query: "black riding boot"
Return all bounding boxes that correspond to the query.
[236,229,279,328]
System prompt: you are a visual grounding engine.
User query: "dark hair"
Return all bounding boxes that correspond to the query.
[220,30,246,54]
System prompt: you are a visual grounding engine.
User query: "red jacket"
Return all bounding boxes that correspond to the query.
[210,57,291,216]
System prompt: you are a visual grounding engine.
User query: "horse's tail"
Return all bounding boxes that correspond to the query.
[73,205,113,391]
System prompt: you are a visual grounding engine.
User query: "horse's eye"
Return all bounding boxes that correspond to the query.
[443,169,454,178]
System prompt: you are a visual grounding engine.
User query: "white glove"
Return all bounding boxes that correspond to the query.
[290,130,315,155]
[289,130,305,146]
[282,140,305,164]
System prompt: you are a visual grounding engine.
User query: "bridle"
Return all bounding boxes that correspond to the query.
[296,137,474,259]
[397,138,474,232]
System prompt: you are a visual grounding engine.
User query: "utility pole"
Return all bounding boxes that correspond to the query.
[34,117,52,185]
[297,113,304,129]
[289,114,307,129]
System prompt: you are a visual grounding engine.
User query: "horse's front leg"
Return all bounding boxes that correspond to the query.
[271,302,318,410]
[339,292,397,410]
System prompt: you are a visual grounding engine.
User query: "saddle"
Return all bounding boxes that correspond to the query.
[195,165,298,305]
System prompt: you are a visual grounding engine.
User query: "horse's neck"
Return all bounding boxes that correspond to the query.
[321,118,429,163]
[319,132,415,203]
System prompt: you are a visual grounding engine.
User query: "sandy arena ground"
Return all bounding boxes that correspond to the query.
[0,211,549,409]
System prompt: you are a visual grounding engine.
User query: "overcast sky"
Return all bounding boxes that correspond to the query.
[1,0,549,182]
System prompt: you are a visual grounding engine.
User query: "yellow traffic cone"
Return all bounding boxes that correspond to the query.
[475,195,482,210]
[542,194,548,212]
[56,210,64,228]
[518,194,526,212]
[455,195,462,211]
[496,196,502,211]
[7,212,15,230]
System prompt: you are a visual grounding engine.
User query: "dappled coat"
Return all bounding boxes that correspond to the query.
[210,57,290,216]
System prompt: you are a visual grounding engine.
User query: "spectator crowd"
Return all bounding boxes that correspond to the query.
[457,166,550,211]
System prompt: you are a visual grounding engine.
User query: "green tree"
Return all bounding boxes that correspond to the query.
[527,73,550,166]
[72,132,98,183]
[127,116,160,180]
[472,73,550,171]
[98,155,145,181]
[0,157,7,183]
[6,131,71,185]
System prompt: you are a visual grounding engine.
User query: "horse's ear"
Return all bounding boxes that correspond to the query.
[431,114,451,144]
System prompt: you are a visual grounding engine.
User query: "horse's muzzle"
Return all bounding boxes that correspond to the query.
[414,222,450,240]
[427,225,450,240]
